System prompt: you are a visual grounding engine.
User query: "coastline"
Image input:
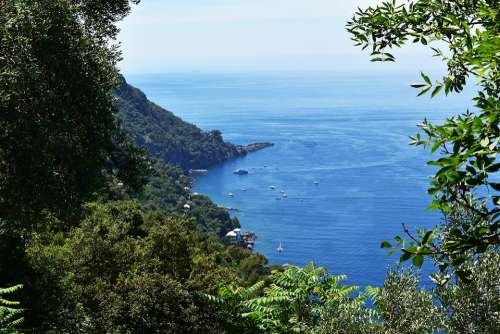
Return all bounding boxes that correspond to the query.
[189,142,273,252]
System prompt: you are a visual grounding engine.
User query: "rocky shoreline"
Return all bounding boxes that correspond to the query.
[236,142,274,154]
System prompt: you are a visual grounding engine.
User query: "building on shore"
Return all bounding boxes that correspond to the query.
[225,229,257,252]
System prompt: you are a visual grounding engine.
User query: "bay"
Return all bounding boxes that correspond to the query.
[126,71,473,287]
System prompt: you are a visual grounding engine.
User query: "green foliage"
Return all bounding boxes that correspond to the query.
[432,250,500,333]
[314,287,381,334]
[316,269,448,334]
[135,161,240,238]
[375,269,446,334]
[316,263,499,334]
[198,282,265,333]
[137,161,189,212]
[0,0,146,225]
[203,261,359,333]
[189,194,241,238]
[115,75,243,170]
[0,284,23,332]
[25,201,238,332]
[348,0,499,277]
[232,249,269,286]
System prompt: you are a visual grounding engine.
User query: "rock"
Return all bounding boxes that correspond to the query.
[236,142,274,154]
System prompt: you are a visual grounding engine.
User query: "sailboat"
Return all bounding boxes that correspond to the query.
[277,241,283,254]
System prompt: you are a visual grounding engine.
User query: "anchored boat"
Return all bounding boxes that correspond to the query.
[277,241,284,254]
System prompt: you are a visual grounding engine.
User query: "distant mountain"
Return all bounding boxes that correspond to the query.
[115,75,272,170]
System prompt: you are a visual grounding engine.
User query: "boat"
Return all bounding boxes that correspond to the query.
[241,187,247,191]
[282,193,288,198]
[277,241,283,254]
[269,185,275,190]
[314,181,319,185]
[228,192,234,197]
[233,169,249,175]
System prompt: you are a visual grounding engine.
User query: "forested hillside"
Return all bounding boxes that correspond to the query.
[114,76,247,237]
[115,75,244,170]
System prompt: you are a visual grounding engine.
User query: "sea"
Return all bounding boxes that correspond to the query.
[126,71,474,287]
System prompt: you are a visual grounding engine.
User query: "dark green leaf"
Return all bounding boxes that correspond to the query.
[412,255,424,268]
[381,240,392,249]
[421,72,431,85]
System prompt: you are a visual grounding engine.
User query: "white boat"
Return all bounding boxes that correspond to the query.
[228,192,234,197]
[277,241,283,253]
[282,193,288,198]
[270,185,275,190]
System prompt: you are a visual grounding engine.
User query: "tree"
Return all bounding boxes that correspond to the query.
[314,287,380,334]
[347,0,499,279]
[26,200,237,332]
[0,0,144,227]
[375,269,446,334]
[432,249,500,333]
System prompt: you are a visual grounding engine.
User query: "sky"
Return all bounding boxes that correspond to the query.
[117,0,443,74]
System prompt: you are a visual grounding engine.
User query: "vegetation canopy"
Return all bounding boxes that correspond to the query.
[348,0,499,280]
[0,0,146,226]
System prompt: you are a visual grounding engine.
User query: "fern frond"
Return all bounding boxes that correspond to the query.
[0,284,24,330]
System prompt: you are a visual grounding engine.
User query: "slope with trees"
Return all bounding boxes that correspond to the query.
[115,75,273,171]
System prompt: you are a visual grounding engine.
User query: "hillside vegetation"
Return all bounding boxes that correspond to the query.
[115,75,243,170]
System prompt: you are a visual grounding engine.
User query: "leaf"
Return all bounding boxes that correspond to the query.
[490,183,500,191]
[487,163,500,172]
[399,252,412,262]
[421,71,431,85]
[422,230,433,244]
[381,240,392,249]
[412,255,424,268]
[431,85,443,97]
[480,137,489,147]
[417,86,431,96]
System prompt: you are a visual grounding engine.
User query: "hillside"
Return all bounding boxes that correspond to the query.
[115,75,272,170]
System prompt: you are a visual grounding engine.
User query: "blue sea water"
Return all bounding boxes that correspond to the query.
[126,71,474,287]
